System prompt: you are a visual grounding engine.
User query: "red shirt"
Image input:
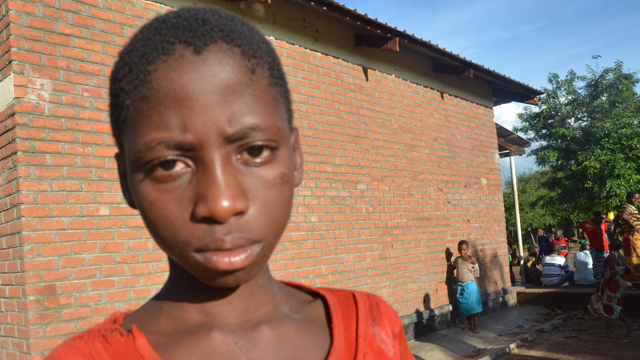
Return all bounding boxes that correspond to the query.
[580,221,609,252]
[46,282,414,360]
[552,238,570,257]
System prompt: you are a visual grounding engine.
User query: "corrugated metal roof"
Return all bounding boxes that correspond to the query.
[294,0,543,98]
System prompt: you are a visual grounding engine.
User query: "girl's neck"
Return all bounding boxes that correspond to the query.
[152,261,285,326]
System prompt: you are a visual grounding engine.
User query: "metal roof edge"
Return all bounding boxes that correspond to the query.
[293,0,544,98]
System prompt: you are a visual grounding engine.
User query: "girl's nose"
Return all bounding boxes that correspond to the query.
[191,160,249,224]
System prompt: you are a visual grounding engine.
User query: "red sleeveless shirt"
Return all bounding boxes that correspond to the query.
[46,282,413,360]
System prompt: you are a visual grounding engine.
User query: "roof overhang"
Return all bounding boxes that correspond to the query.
[288,0,544,106]
[495,123,531,158]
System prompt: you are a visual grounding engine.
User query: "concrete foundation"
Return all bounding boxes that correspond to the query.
[401,287,518,341]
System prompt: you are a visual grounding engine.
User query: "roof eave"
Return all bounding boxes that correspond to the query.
[291,0,544,104]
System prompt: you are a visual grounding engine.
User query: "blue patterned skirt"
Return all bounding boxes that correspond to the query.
[456,279,483,318]
[590,248,609,281]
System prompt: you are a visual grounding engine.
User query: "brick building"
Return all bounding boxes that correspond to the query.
[0,0,541,357]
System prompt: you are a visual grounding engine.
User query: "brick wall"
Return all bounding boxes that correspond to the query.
[0,0,509,358]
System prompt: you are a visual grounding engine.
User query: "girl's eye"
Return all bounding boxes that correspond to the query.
[152,159,188,174]
[148,158,189,182]
[246,145,264,158]
[159,160,178,171]
[239,144,275,165]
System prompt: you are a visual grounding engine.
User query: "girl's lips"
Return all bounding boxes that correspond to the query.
[198,243,263,271]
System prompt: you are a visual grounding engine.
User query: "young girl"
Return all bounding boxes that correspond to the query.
[46,7,413,360]
[447,240,483,334]
[588,239,638,337]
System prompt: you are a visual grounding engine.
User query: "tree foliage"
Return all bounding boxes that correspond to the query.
[514,60,640,215]
[503,170,559,246]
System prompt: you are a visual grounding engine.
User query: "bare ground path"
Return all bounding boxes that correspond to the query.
[501,315,640,360]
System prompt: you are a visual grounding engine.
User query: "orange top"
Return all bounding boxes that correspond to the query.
[46,282,414,360]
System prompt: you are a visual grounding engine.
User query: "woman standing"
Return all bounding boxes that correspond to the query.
[615,191,640,284]
[588,239,637,337]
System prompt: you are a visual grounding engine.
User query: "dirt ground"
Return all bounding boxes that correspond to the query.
[501,315,640,360]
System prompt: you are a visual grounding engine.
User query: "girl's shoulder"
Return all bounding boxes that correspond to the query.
[45,312,144,360]
[459,255,477,265]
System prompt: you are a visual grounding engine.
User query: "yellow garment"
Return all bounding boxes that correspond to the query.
[607,211,615,220]
[623,232,640,283]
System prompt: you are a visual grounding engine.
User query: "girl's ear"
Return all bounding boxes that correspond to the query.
[115,152,138,209]
[290,127,303,187]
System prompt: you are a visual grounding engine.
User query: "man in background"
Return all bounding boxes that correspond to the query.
[574,244,597,285]
[577,211,612,281]
[542,243,575,287]
[537,228,553,261]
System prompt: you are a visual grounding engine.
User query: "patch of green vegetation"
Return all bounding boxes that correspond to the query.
[533,310,562,323]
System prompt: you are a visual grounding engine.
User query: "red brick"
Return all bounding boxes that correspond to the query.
[44,57,74,70]
[23,259,56,271]
[42,8,71,22]
[60,47,87,60]
[49,106,76,118]
[7,1,40,15]
[72,15,98,28]
[59,24,86,37]
[100,22,125,35]
[89,8,115,21]
[8,25,43,41]
[26,18,57,31]
[60,0,86,13]
[44,34,74,46]
[76,63,103,76]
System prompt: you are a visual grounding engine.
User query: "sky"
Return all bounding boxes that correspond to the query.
[335,0,640,182]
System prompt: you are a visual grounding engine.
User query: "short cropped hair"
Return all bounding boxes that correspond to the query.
[109,7,293,152]
[458,240,469,248]
[610,238,623,251]
[627,191,640,200]
[527,245,537,253]
[593,210,604,218]
[580,244,589,251]
[549,243,560,253]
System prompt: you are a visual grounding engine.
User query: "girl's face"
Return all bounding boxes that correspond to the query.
[116,44,302,288]
[629,194,640,206]
[458,244,468,257]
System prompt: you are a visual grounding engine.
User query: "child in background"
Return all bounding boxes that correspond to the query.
[552,229,571,258]
[523,245,542,285]
[447,240,483,334]
[46,8,413,360]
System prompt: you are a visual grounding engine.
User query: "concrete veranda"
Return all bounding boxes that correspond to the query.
[410,305,548,360]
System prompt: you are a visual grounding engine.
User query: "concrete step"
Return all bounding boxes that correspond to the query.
[515,285,640,317]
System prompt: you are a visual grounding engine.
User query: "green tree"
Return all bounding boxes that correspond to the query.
[503,170,559,247]
[514,60,640,217]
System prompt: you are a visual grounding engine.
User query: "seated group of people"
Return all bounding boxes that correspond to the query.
[524,242,596,286]
[523,211,612,287]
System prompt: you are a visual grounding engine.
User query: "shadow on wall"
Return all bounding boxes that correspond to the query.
[423,293,431,310]
[410,293,432,339]
[444,247,461,323]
